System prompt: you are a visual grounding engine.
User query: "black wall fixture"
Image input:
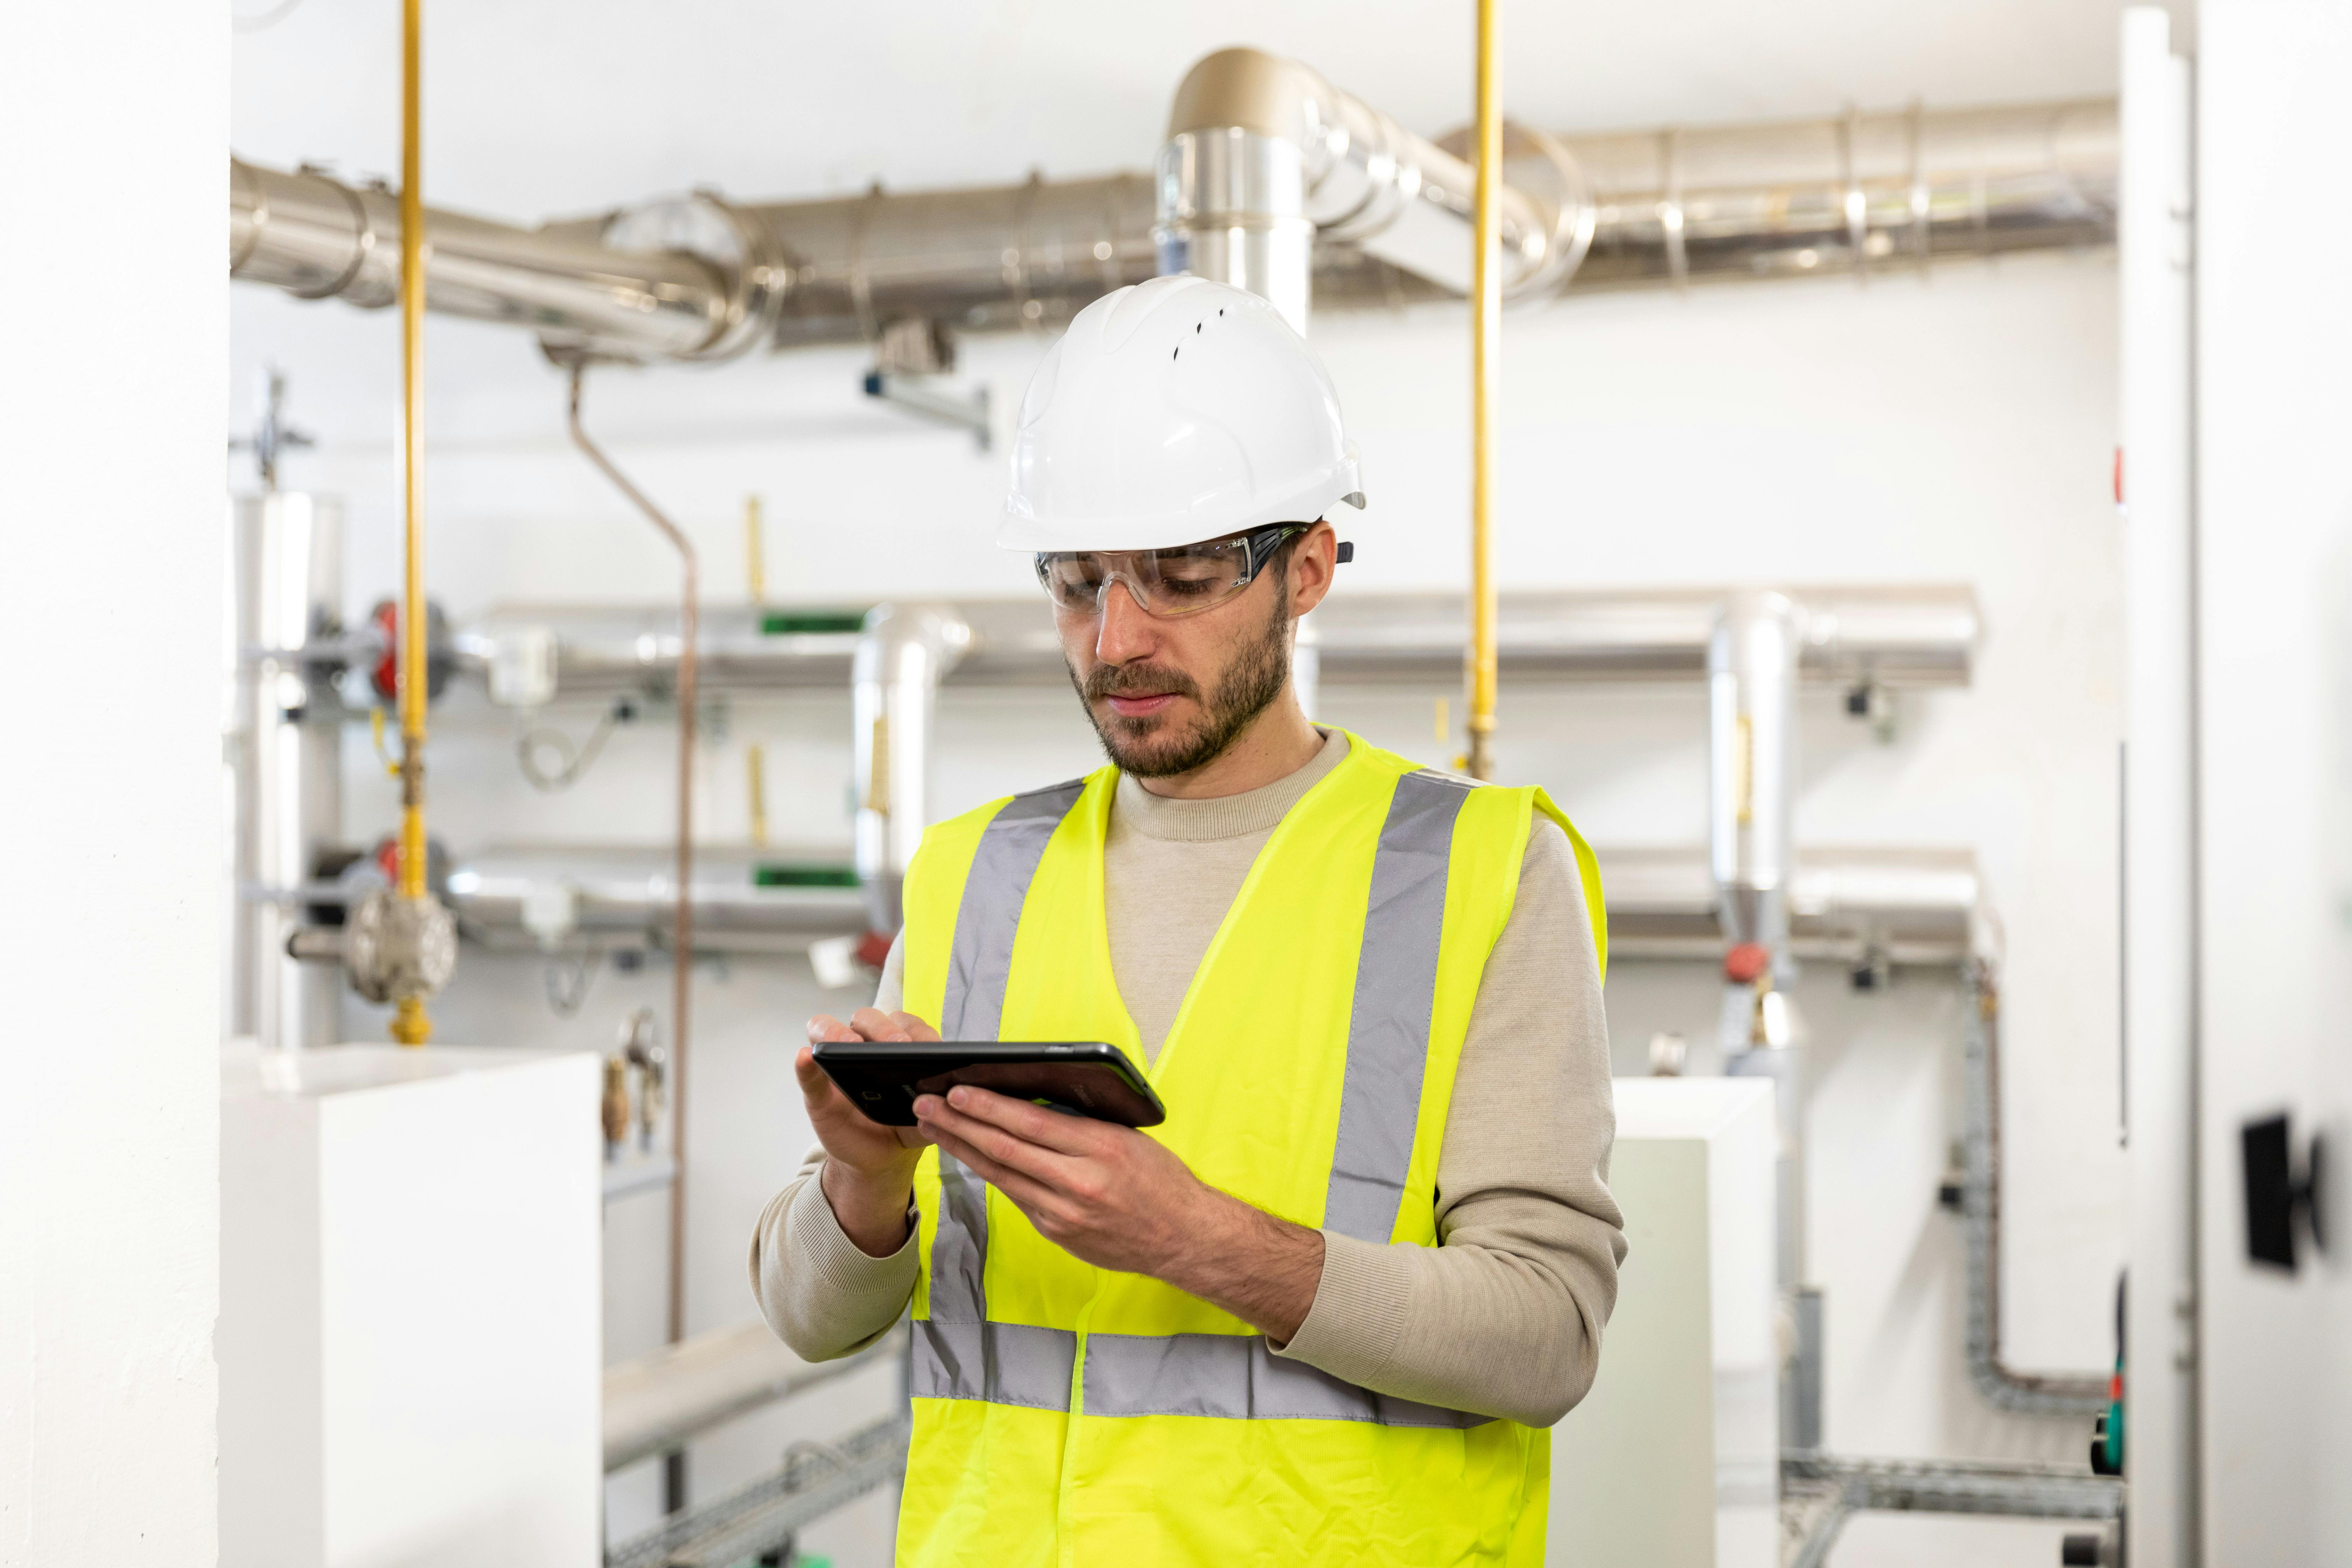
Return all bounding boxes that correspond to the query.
[2241,1112,2327,1271]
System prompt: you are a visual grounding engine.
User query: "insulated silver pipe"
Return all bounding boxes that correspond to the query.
[1602,846,1977,965]
[230,156,773,362]
[457,585,1977,699]
[443,842,1977,963]
[227,491,345,1051]
[1709,590,1803,971]
[1709,590,1808,1434]
[1563,97,2117,291]
[1156,47,1569,332]
[231,81,2113,353]
[852,604,971,936]
[735,175,1160,350]
[446,846,864,950]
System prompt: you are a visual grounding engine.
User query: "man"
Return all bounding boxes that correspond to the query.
[750,275,1622,1565]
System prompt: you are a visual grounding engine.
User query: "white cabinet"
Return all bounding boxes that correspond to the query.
[1551,1078,1779,1568]
[219,1043,601,1568]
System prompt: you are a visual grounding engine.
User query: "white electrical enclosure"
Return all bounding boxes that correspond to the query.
[1550,1078,1778,1568]
[219,1043,601,1568]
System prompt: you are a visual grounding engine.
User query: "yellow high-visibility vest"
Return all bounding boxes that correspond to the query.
[894,732,1605,1567]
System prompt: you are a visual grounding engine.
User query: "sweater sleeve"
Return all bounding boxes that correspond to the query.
[745,937,920,1360]
[1270,817,1626,1426]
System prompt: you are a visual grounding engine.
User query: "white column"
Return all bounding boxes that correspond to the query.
[0,3,227,1561]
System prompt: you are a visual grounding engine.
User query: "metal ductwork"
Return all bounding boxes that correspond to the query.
[226,491,346,1051]
[229,158,780,362]
[442,584,1975,957]
[455,584,1979,698]
[230,47,2116,362]
[445,840,1982,967]
[1709,590,1804,975]
[735,177,1159,352]
[1534,98,2116,290]
[1155,47,1577,331]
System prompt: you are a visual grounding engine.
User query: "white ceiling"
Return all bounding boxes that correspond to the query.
[232,0,2132,223]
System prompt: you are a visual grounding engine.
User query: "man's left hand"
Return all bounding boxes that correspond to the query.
[912,1085,1325,1343]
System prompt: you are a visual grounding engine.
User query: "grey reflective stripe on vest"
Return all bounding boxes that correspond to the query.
[1082,1330,1484,1427]
[911,1317,1078,1411]
[918,779,1087,1412]
[913,1153,1081,1409]
[1322,769,1475,1243]
[913,1321,1486,1428]
[927,1154,990,1321]
[940,778,1088,1040]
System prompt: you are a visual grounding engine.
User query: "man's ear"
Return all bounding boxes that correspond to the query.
[1287,521,1340,619]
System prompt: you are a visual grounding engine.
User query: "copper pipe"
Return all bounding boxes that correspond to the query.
[390,0,433,1045]
[1464,0,1502,781]
[564,365,699,1432]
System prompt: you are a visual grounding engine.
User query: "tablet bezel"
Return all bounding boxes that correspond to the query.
[812,1040,1166,1128]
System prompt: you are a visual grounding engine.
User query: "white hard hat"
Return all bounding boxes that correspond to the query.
[997,275,1366,553]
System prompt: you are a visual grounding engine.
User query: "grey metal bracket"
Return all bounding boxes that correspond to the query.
[864,369,992,451]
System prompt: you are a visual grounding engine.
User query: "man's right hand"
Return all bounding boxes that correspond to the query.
[798,1008,937,1258]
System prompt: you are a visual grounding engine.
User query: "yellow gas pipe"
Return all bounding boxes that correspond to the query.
[1465,0,1502,782]
[391,0,432,1045]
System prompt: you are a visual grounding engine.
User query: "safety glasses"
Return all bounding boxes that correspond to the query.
[1035,525,1309,620]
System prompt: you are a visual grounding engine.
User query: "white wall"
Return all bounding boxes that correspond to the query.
[0,5,225,1564]
[2192,3,2352,1561]
[234,243,2126,1563]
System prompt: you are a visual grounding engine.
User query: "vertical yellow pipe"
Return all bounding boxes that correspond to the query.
[744,493,767,606]
[391,0,432,1045]
[747,745,771,848]
[1465,0,1502,782]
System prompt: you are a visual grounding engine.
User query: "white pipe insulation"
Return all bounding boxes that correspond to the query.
[229,50,2115,360]
[851,604,971,939]
[1153,46,1574,332]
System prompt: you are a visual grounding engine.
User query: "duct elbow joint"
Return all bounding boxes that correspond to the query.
[1155,47,1580,329]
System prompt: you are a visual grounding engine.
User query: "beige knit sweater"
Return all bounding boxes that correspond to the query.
[748,732,1625,1426]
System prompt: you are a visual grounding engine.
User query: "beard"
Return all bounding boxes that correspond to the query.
[1069,587,1293,779]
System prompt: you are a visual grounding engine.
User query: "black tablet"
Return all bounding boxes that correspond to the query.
[813,1040,1165,1129]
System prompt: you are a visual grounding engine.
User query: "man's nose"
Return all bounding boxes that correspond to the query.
[1094,579,1158,665]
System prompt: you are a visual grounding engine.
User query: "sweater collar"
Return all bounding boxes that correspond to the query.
[1111,728,1349,843]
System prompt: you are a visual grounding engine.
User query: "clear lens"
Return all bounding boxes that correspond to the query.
[1037,533,1269,618]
